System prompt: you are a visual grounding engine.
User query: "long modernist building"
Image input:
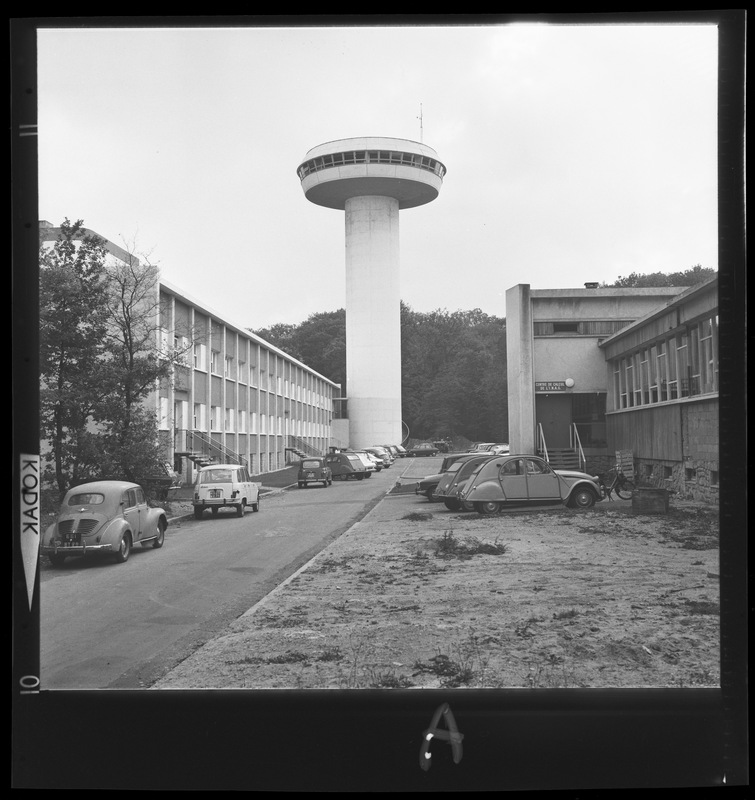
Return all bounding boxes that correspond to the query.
[155,280,343,484]
[40,222,343,484]
[506,277,718,502]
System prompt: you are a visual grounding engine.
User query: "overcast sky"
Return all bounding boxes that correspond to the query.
[37,19,719,331]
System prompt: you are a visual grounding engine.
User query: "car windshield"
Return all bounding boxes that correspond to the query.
[67,492,105,506]
[200,469,235,483]
[346,454,361,463]
[446,462,464,474]
[302,460,321,469]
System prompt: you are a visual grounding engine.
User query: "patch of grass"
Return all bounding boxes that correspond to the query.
[412,630,491,688]
[402,511,433,522]
[432,530,508,559]
[367,670,414,689]
[553,608,579,620]
[683,599,720,616]
[413,653,475,688]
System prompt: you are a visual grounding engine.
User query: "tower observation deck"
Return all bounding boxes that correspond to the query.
[297,137,446,449]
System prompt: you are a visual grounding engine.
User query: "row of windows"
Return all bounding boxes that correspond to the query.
[534,320,635,336]
[160,398,329,438]
[296,149,447,181]
[163,334,332,410]
[609,315,718,409]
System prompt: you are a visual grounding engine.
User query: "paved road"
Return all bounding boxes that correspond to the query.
[39,462,419,690]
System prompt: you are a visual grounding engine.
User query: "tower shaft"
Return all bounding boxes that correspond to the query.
[344,195,402,448]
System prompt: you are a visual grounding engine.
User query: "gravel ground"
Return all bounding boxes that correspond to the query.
[154,478,719,690]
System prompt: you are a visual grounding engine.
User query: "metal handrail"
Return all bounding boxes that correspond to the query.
[569,423,587,472]
[537,423,549,462]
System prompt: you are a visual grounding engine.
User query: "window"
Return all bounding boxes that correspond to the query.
[238,361,246,384]
[225,408,235,432]
[210,406,221,431]
[685,467,696,482]
[238,409,247,433]
[211,350,221,374]
[225,356,235,379]
[552,321,580,333]
[193,403,206,430]
[250,365,257,386]
[193,342,206,369]
[159,397,170,430]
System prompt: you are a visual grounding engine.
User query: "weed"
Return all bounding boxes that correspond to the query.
[267,650,310,664]
[367,670,414,689]
[316,647,343,663]
[433,530,508,559]
[403,512,433,522]
[412,630,490,688]
[553,609,579,621]
[683,599,719,616]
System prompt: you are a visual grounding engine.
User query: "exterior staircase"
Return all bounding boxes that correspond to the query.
[285,437,322,463]
[174,429,248,468]
[542,447,582,470]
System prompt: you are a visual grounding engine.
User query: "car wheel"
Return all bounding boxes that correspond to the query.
[571,488,596,509]
[357,474,364,481]
[236,500,245,517]
[322,480,328,487]
[114,532,131,563]
[48,553,67,567]
[152,519,166,548]
[298,482,304,489]
[425,489,438,502]
[476,501,501,514]
[252,496,260,512]
[443,498,461,511]
[193,507,203,520]
[460,500,476,512]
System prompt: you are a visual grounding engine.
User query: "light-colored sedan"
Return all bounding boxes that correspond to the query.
[41,480,168,567]
[458,455,604,514]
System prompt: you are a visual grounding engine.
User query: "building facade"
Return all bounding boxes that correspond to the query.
[40,223,342,485]
[599,277,718,502]
[505,280,720,503]
[154,281,341,484]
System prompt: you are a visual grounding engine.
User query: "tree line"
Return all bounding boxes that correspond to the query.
[253,305,509,444]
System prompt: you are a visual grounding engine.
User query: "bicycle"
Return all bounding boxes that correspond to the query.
[598,464,636,500]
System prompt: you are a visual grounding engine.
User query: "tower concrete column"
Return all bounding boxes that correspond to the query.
[344,195,402,447]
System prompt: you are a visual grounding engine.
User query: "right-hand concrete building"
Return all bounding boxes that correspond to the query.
[506,277,718,502]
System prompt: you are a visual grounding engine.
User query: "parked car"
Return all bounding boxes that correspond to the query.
[297,457,333,488]
[380,445,401,459]
[433,454,499,511]
[467,442,496,453]
[360,451,384,471]
[366,446,394,466]
[457,455,603,513]
[487,443,510,455]
[391,444,409,458]
[350,451,377,476]
[41,480,168,567]
[325,451,369,480]
[193,463,260,518]
[407,442,439,457]
[414,452,486,502]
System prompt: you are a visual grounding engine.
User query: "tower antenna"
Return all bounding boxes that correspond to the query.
[417,103,423,143]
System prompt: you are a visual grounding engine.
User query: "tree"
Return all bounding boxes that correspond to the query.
[39,219,111,496]
[603,264,716,288]
[93,243,184,482]
[39,220,193,496]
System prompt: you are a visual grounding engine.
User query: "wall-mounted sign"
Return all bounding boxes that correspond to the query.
[535,381,567,392]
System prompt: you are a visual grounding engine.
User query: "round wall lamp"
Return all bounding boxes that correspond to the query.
[565,378,575,388]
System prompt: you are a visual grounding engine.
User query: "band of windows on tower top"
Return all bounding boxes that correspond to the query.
[296,149,447,181]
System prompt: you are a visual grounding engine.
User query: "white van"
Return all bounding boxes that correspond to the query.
[193,463,260,519]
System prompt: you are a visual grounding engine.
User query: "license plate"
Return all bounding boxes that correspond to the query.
[306,472,315,479]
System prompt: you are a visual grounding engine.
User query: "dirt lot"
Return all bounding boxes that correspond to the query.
[153,486,719,690]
